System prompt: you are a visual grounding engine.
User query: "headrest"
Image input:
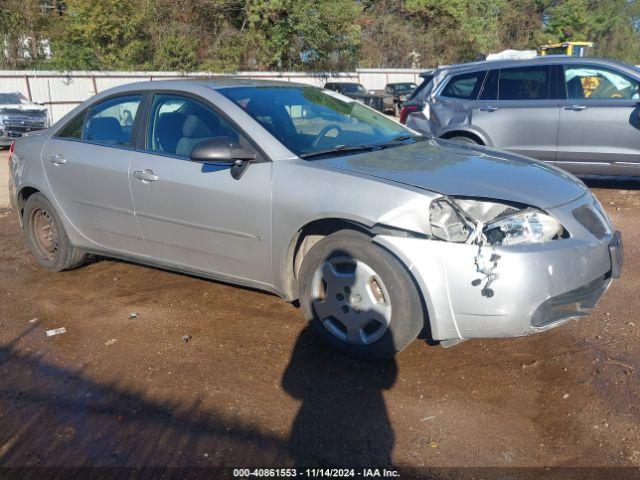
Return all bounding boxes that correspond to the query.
[86,117,121,141]
[182,113,221,138]
[157,111,185,130]
[246,96,276,116]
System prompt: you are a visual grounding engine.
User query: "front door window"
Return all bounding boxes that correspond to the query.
[564,65,640,100]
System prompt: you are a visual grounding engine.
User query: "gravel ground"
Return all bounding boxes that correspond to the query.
[0,151,639,476]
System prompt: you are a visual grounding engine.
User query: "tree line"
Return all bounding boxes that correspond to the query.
[2,0,640,72]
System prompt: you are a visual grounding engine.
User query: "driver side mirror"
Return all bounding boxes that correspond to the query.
[190,137,257,180]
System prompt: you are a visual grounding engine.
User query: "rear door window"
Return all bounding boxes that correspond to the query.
[498,66,550,100]
[441,71,486,100]
[82,95,141,146]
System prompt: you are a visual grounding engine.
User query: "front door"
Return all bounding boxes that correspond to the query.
[471,66,560,161]
[42,94,146,254]
[129,93,272,284]
[556,63,640,175]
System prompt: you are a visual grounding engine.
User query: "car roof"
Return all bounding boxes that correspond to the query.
[432,56,631,75]
[198,77,308,89]
[100,77,317,95]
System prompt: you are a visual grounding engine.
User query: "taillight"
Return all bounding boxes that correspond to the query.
[399,104,421,124]
[8,140,15,159]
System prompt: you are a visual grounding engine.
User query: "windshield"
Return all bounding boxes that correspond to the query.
[220,86,412,157]
[340,83,366,94]
[0,93,31,105]
[393,83,417,93]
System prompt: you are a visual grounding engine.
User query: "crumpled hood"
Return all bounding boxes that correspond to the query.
[316,140,588,209]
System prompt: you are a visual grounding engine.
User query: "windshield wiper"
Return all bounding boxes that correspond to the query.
[299,144,379,159]
[386,134,429,143]
[299,135,429,160]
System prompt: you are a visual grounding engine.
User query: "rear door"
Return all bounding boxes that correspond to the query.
[471,65,560,161]
[556,63,640,174]
[42,94,146,254]
[129,93,272,284]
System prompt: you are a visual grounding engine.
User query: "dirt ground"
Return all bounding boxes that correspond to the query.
[1,150,639,476]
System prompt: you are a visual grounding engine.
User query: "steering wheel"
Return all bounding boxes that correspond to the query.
[312,124,343,147]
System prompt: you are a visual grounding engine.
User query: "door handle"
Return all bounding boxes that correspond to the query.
[49,154,67,165]
[563,105,587,111]
[479,106,499,112]
[133,169,158,182]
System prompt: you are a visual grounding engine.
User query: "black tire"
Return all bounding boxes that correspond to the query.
[446,135,478,145]
[23,193,87,271]
[298,230,425,360]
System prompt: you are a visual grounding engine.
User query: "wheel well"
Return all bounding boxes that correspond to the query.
[17,186,39,219]
[440,130,485,145]
[282,218,434,342]
[283,218,371,301]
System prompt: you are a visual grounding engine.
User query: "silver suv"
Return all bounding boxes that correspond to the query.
[403,57,640,176]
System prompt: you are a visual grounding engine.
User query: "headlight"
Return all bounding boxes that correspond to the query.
[484,210,563,246]
[0,114,7,126]
[429,198,565,246]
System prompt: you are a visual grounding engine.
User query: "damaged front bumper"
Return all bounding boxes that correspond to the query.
[374,195,622,342]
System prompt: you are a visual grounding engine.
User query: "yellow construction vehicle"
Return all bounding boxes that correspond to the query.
[537,41,593,57]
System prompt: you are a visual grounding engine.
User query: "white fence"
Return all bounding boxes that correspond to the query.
[0,68,424,123]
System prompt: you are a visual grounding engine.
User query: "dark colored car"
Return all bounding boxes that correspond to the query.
[383,82,417,116]
[324,82,389,113]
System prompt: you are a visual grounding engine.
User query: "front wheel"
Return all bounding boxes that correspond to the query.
[298,230,425,360]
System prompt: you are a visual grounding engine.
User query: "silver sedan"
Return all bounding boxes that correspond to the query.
[8,79,623,359]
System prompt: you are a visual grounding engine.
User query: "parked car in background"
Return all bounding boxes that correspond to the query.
[383,82,417,116]
[324,81,391,114]
[402,56,640,176]
[9,79,622,359]
[0,92,49,146]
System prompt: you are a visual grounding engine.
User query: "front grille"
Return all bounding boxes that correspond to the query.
[2,116,46,138]
[572,205,607,239]
[5,124,45,133]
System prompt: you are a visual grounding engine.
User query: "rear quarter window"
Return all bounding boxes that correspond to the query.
[441,71,486,100]
[409,75,433,101]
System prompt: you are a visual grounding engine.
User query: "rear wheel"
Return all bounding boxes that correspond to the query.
[298,230,425,360]
[23,193,87,271]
